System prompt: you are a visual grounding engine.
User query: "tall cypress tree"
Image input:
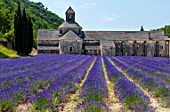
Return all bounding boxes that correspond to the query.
[140,26,144,31]
[14,1,33,56]
[28,17,33,54]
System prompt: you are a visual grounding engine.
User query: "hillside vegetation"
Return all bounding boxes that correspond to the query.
[0,0,64,47]
[0,45,19,58]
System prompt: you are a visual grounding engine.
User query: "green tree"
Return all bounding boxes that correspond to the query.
[14,1,33,55]
[140,26,144,31]
[0,4,12,34]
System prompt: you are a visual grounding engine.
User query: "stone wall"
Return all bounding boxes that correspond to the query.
[37,39,169,57]
[113,40,169,57]
[59,40,82,54]
[102,47,115,56]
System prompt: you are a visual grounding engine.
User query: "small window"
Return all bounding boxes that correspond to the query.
[144,41,147,46]
[160,46,163,49]
[59,29,62,34]
[70,47,73,52]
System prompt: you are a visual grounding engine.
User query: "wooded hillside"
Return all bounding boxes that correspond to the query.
[0,0,64,47]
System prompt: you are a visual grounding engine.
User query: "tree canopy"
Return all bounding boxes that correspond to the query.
[0,0,64,48]
[14,1,33,55]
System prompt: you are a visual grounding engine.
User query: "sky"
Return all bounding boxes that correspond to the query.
[31,0,170,31]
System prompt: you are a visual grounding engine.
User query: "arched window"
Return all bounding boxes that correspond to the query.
[59,29,62,34]
[137,45,139,49]
[144,41,147,46]
[70,46,73,52]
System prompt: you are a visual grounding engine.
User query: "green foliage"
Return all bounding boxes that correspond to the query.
[4,30,15,42]
[29,84,39,94]
[0,5,13,34]
[0,0,64,48]
[36,79,49,89]
[85,93,104,102]
[140,25,144,31]
[14,1,33,55]
[0,45,19,58]
[51,91,63,104]
[123,95,149,112]
[0,32,5,41]
[13,91,25,104]
[0,99,14,112]
[163,77,170,83]
[85,106,103,112]
[0,80,12,89]
[153,86,170,98]
[52,91,69,110]
[75,83,81,92]
[111,75,121,82]
[150,72,158,77]
[130,73,136,79]
[145,81,157,90]
[32,97,49,111]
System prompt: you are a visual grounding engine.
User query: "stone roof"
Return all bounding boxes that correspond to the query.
[66,7,75,14]
[37,30,169,41]
[38,46,59,50]
[37,30,60,40]
[149,31,169,40]
[150,36,169,40]
[85,46,100,50]
[84,31,149,40]
[83,31,169,41]
[101,40,115,47]
[59,30,82,40]
[59,21,82,29]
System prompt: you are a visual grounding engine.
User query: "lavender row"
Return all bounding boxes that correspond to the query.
[118,56,170,74]
[28,56,95,111]
[103,57,152,111]
[0,54,83,91]
[116,56,170,89]
[111,57,170,106]
[0,55,90,106]
[0,54,80,78]
[0,54,54,71]
[76,56,109,111]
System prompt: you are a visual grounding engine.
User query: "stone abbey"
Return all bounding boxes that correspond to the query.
[37,7,170,57]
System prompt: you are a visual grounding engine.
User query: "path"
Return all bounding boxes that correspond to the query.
[62,58,96,112]
[102,58,123,112]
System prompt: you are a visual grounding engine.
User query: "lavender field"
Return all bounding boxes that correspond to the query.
[0,54,170,112]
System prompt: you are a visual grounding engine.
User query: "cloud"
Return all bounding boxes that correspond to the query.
[80,3,96,9]
[101,15,118,23]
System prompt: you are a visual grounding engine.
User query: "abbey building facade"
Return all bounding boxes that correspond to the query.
[37,7,170,57]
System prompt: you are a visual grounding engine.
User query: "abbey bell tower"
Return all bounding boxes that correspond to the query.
[66,7,75,22]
